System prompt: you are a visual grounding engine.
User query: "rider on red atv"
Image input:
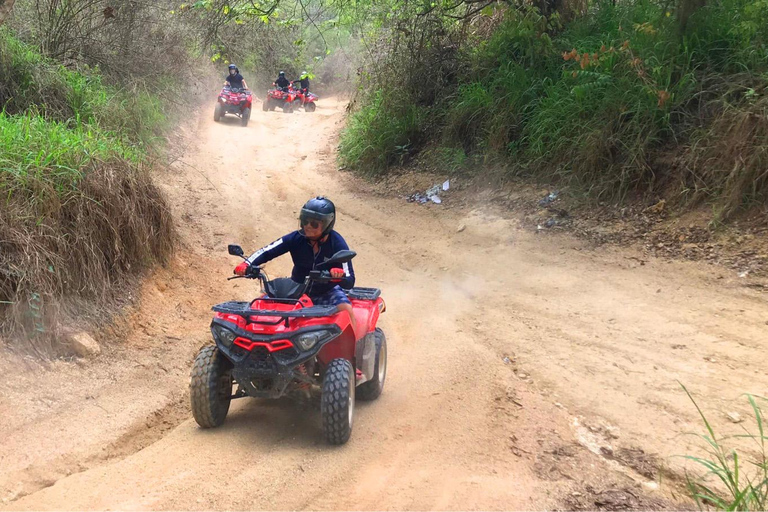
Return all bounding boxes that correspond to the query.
[234,197,356,327]
[224,63,249,90]
[292,71,310,97]
[274,70,291,91]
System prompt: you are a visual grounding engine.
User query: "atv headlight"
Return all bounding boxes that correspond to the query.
[294,330,332,351]
[212,324,237,348]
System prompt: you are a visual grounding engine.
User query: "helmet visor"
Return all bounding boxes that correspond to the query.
[299,208,333,233]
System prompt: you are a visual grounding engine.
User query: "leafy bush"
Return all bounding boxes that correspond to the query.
[340,0,768,215]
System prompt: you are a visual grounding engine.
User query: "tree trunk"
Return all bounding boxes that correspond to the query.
[0,0,16,25]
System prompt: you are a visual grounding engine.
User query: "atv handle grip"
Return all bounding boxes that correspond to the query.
[309,270,332,284]
[227,266,262,280]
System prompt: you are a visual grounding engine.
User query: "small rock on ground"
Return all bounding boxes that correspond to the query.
[68,332,101,358]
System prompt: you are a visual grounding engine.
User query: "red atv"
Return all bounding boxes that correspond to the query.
[263,86,298,113]
[190,244,388,445]
[214,86,253,127]
[290,87,318,112]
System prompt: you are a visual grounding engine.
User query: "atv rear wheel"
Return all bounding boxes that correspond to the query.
[305,102,316,113]
[357,328,387,401]
[283,101,293,113]
[321,358,355,445]
[214,103,223,122]
[262,99,269,112]
[190,345,232,428]
[241,107,251,127]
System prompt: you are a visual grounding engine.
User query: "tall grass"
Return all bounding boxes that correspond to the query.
[0,28,168,148]
[0,28,175,353]
[0,113,141,184]
[682,385,768,511]
[338,90,425,175]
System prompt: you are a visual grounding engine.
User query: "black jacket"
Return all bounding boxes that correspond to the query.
[225,73,245,89]
[293,77,310,90]
[246,231,355,295]
[275,76,290,88]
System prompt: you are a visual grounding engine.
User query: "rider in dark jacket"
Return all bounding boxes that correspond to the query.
[224,64,248,90]
[234,197,357,326]
[275,71,290,91]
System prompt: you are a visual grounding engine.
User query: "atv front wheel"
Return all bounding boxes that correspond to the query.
[241,107,251,127]
[321,358,355,445]
[262,99,270,112]
[214,103,223,122]
[190,345,233,428]
[283,101,293,114]
[357,328,387,401]
[305,102,316,113]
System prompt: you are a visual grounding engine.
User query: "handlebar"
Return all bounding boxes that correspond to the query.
[227,244,354,291]
[229,264,335,287]
[222,86,250,94]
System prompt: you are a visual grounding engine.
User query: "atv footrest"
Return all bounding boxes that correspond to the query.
[346,287,381,300]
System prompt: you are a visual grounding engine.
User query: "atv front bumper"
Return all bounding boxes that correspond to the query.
[219,102,249,115]
[212,322,341,399]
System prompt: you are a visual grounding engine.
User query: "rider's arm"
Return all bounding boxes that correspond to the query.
[338,259,355,290]
[247,233,296,266]
[331,233,355,290]
[242,79,249,90]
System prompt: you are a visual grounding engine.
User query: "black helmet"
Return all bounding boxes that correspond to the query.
[279,70,285,77]
[228,63,238,73]
[299,197,335,237]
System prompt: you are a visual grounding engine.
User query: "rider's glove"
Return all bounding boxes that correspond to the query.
[234,262,250,276]
[330,268,345,281]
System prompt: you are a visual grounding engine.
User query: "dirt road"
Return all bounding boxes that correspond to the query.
[2,95,767,510]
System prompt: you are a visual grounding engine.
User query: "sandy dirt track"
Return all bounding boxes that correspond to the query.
[1,95,767,510]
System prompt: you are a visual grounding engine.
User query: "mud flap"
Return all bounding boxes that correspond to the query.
[355,333,376,383]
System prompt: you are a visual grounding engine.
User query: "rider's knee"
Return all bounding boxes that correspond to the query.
[337,302,356,322]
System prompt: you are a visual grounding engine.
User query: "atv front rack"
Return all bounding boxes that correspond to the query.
[346,287,381,300]
[212,301,339,318]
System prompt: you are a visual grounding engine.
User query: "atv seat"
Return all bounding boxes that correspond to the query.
[264,278,305,300]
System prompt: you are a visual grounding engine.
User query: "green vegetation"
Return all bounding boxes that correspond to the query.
[339,90,425,175]
[0,27,174,352]
[0,28,168,145]
[683,385,768,511]
[339,0,768,217]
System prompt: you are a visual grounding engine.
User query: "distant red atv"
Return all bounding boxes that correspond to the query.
[263,86,298,113]
[214,86,252,127]
[190,244,388,445]
[290,88,318,112]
